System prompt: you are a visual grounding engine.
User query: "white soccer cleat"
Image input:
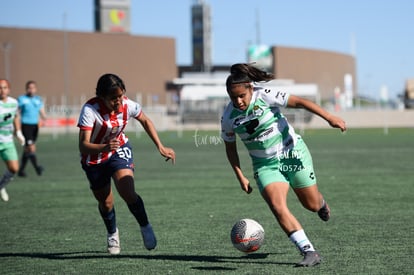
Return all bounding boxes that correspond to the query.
[107,228,120,255]
[0,188,9,202]
[140,224,157,250]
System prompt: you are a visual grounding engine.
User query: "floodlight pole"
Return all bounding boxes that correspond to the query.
[2,42,12,81]
[63,12,70,134]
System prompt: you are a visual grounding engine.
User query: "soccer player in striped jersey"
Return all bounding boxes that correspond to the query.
[221,63,346,267]
[0,79,25,202]
[78,73,175,255]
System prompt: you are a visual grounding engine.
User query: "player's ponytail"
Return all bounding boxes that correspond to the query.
[226,63,274,92]
[96,73,126,97]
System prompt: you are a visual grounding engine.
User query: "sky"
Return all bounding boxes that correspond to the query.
[1,0,413,100]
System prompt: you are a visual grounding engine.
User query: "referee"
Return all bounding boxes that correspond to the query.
[17,80,47,177]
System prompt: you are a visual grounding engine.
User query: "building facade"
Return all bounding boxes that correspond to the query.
[0,27,176,106]
[273,46,356,101]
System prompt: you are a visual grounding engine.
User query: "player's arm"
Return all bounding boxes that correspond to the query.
[78,129,119,154]
[39,106,47,121]
[13,112,25,145]
[287,95,346,131]
[136,111,175,164]
[224,140,252,194]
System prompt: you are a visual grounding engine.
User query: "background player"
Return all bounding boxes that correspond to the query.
[221,63,346,267]
[78,73,175,255]
[0,79,25,201]
[17,80,47,177]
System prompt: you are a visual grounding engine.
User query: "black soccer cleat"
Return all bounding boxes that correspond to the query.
[318,201,330,221]
[17,170,27,177]
[296,251,322,267]
[35,166,44,176]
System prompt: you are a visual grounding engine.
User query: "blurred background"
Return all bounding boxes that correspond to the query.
[0,0,413,133]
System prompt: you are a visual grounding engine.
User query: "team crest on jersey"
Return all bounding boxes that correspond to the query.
[253,105,264,117]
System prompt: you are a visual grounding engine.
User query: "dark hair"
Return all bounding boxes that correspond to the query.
[96,73,126,97]
[25,80,36,90]
[226,63,274,92]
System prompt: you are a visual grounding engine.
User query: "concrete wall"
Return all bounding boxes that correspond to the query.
[40,109,414,134]
[307,109,414,129]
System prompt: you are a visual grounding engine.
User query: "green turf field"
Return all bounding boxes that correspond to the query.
[0,128,412,274]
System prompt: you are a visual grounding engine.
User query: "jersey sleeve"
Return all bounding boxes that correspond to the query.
[221,109,236,143]
[77,104,95,130]
[126,98,142,119]
[17,96,23,108]
[259,87,290,107]
[38,96,44,108]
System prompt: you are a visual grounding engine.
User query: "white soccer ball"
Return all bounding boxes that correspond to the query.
[230,218,265,253]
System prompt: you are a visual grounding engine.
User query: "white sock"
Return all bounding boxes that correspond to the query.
[289,229,315,253]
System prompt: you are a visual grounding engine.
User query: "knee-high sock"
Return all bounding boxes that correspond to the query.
[127,195,149,227]
[20,152,30,171]
[0,170,14,189]
[99,206,117,234]
[28,153,39,169]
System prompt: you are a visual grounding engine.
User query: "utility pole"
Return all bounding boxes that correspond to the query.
[2,42,12,80]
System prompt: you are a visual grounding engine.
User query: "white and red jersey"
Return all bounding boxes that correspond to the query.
[77,96,142,165]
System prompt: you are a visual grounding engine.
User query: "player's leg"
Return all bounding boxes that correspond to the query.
[261,183,317,253]
[113,169,156,250]
[0,153,19,188]
[19,124,43,176]
[92,184,116,233]
[294,184,330,221]
[262,183,321,266]
[28,144,42,173]
[83,162,119,255]
[113,169,150,226]
[0,144,19,201]
[289,138,330,221]
[27,125,43,175]
[261,182,302,233]
[92,184,120,255]
[18,124,30,177]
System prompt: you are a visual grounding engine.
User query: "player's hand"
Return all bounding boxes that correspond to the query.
[239,176,252,194]
[16,130,25,146]
[327,115,346,132]
[159,146,175,164]
[104,139,120,152]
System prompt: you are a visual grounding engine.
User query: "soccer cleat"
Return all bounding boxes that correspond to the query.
[35,166,44,176]
[318,200,330,221]
[296,251,322,267]
[0,188,9,202]
[107,228,120,255]
[17,171,27,177]
[140,224,157,250]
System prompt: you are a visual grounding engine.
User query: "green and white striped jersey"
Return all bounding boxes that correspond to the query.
[0,97,18,143]
[221,86,299,160]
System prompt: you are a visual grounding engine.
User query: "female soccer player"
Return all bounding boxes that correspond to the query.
[78,73,175,255]
[221,63,346,267]
[0,79,25,201]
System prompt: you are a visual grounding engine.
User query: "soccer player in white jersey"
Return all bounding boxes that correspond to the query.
[221,64,346,267]
[0,79,25,202]
[78,74,175,255]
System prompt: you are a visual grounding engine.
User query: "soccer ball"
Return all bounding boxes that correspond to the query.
[230,218,265,253]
